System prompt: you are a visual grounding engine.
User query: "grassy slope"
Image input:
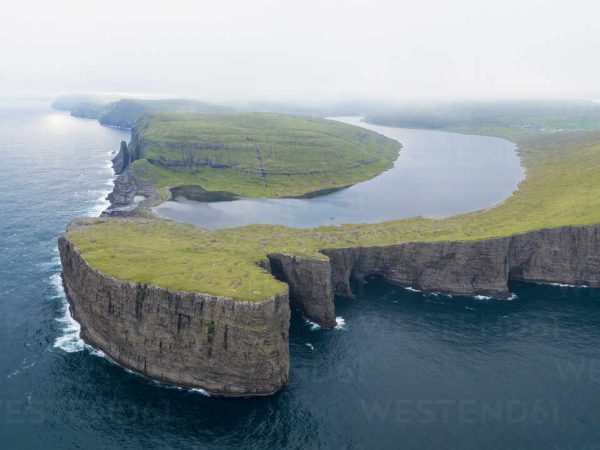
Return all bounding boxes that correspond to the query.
[69,125,600,301]
[52,95,232,128]
[130,112,401,198]
[367,99,600,132]
[98,99,232,128]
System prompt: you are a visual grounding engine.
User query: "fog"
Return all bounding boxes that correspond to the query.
[1,0,599,103]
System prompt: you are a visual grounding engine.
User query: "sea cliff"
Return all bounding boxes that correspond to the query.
[59,222,290,397]
[59,217,600,398]
[289,225,600,325]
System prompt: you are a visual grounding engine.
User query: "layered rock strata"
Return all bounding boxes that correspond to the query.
[59,231,290,397]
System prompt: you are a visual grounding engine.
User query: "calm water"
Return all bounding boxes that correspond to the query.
[153,116,524,228]
[1,101,600,449]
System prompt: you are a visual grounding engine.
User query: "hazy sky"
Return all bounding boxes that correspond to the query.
[1,0,599,103]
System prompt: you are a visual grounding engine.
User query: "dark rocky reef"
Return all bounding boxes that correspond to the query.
[59,228,290,397]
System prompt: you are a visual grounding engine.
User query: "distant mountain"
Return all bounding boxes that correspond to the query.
[366,99,600,132]
[52,95,233,128]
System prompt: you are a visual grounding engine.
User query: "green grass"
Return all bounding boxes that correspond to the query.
[130,112,400,198]
[69,126,600,301]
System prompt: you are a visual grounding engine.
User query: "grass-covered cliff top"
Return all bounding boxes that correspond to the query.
[52,95,232,128]
[68,125,600,301]
[129,112,401,198]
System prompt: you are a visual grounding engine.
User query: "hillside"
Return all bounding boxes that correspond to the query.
[51,95,232,128]
[128,112,401,197]
[367,99,600,132]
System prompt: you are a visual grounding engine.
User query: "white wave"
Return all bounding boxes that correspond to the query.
[305,318,321,330]
[189,388,211,396]
[305,316,346,331]
[549,282,588,288]
[404,287,419,292]
[7,360,37,379]
[474,295,492,300]
[51,273,85,353]
[150,380,211,396]
[85,191,110,218]
[305,343,314,350]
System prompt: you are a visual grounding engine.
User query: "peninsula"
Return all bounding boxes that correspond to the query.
[59,100,600,396]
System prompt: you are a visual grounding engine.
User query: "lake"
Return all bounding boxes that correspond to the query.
[1,101,599,449]
[153,116,524,228]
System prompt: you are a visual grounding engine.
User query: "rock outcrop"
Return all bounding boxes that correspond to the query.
[59,229,290,397]
[297,224,600,326]
[267,253,336,328]
[509,225,600,286]
[323,237,512,299]
[103,168,159,217]
[111,141,130,174]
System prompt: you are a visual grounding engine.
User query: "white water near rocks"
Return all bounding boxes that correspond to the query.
[52,152,116,354]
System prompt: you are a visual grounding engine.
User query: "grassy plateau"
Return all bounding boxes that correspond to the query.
[129,112,401,198]
[68,102,600,302]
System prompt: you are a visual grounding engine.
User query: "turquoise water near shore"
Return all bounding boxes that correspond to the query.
[1,101,600,449]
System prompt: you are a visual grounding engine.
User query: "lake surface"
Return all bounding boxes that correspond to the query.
[153,116,524,228]
[1,101,600,449]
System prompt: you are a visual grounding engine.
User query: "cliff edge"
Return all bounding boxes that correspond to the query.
[59,221,290,397]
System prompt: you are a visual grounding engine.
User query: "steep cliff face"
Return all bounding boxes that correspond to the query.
[300,225,600,327]
[324,237,512,299]
[104,168,159,216]
[267,253,336,328]
[509,225,600,286]
[111,141,130,174]
[58,220,600,395]
[59,234,290,397]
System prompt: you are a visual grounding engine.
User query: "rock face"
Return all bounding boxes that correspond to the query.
[267,253,336,328]
[111,141,130,174]
[509,225,600,286]
[299,224,600,327]
[324,238,512,299]
[58,218,600,396]
[103,168,159,217]
[59,233,290,397]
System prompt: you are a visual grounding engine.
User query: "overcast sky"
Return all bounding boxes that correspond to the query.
[1,0,599,103]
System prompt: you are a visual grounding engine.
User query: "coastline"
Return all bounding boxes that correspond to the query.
[59,109,600,397]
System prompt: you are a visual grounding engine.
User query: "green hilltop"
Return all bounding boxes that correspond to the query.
[69,121,600,301]
[52,95,232,128]
[129,112,401,198]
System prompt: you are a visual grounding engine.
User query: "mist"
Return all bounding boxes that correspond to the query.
[1,0,599,104]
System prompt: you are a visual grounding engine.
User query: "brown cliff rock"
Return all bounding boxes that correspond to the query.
[58,235,290,397]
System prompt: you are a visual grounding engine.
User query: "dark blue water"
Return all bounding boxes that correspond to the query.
[1,101,600,449]
[154,117,524,228]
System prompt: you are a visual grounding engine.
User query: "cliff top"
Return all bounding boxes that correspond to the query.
[129,112,401,198]
[52,95,232,128]
[67,125,600,301]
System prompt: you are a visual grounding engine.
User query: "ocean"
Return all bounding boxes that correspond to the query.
[0,100,599,449]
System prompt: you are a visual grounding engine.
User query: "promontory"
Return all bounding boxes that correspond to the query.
[59,101,600,396]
